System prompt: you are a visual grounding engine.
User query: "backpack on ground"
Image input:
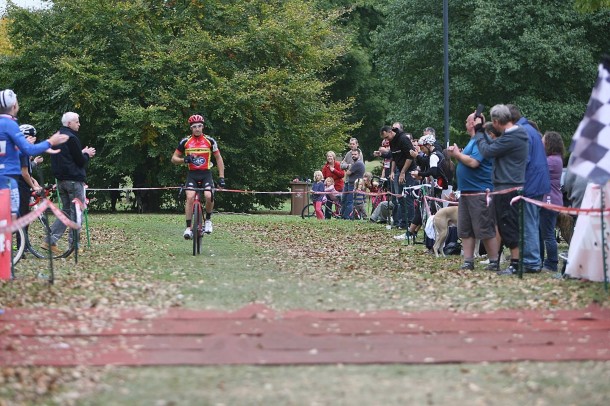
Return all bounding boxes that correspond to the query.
[442,226,462,255]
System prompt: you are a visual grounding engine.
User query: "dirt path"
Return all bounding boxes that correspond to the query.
[1,304,609,366]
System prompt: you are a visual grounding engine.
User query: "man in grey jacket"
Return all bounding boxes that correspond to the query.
[475,104,529,275]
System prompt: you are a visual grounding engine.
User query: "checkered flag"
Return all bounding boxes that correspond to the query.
[570,56,610,184]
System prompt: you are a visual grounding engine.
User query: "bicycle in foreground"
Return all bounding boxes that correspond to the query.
[181,182,212,256]
[12,185,77,266]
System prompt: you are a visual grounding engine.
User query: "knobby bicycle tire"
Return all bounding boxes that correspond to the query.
[192,201,203,256]
[196,210,203,255]
[12,227,26,266]
[26,210,74,259]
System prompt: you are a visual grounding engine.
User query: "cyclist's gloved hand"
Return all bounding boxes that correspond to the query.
[218,178,225,188]
[184,155,193,164]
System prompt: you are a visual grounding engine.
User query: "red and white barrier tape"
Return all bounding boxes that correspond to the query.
[424,195,459,206]
[2,199,49,233]
[510,195,610,216]
[0,199,81,234]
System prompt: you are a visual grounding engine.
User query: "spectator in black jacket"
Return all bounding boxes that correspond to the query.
[45,112,96,253]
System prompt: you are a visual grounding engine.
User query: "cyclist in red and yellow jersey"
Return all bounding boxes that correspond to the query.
[171,114,225,239]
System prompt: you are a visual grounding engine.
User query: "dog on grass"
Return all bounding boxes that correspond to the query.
[432,205,483,258]
[432,206,459,257]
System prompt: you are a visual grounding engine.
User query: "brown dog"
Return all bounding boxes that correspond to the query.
[433,206,459,257]
[432,205,483,258]
[556,212,574,245]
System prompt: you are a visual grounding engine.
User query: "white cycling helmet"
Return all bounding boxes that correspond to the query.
[418,134,436,146]
[0,89,17,109]
[19,124,37,137]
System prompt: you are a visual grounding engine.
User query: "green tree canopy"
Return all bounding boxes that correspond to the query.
[374,0,610,147]
[1,0,355,211]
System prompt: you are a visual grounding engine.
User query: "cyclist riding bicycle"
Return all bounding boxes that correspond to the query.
[171,114,225,239]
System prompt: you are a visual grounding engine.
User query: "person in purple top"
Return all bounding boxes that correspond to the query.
[539,131,565,272]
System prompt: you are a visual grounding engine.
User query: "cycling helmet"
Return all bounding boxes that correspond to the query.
[418,134,436,146]
[19,124,37,137]
[188,114,205,125]
[0,89,17,109]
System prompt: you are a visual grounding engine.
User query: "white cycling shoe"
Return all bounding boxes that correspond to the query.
[183,227,193,240]
[204,220,213,234]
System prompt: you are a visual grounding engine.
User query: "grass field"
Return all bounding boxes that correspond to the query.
[1,213,609,405]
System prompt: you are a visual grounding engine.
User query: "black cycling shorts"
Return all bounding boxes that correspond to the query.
[185,171,214,192]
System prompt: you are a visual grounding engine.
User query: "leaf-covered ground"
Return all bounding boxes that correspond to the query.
[1,213,608,405]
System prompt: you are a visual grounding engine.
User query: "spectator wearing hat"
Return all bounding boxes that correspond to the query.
[409,134,449,190]
[15,124,44,217]
[407,134,448,248]
[0,89,68,217]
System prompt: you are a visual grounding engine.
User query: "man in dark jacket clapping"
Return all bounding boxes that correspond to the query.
[45,112,96,253]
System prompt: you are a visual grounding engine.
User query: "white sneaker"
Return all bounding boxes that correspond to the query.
[204,220,213,234]
[183,227,193,240]
[393,233,406,240]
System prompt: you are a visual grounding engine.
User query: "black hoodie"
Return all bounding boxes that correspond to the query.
[50,125,90,182]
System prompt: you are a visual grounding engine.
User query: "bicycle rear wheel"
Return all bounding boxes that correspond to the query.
[12,227,26,266]
[27,210,74,259]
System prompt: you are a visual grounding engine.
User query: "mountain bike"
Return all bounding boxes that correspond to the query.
[11,227,26,267]
[301,197,341,219]
[26,185,76,259]
[181,182,209,256]
[191,188,204,256]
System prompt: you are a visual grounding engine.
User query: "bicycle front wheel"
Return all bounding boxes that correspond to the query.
[27,211,74,259]
[192,203,203,256]
[12,227,26,266]
[301,203,316,219]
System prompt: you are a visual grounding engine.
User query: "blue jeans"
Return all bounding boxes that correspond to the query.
[341,182,354,219]
[391,170,416,228]
[539,208,558,271]
[49,180,85,245]
[523,196,542,269]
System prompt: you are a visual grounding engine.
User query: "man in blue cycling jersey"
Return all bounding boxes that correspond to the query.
[0,89,68,216]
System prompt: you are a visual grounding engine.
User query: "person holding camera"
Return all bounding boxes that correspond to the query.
[446,111,498,271]
[172,114,225,238]
[474,104,529,276]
